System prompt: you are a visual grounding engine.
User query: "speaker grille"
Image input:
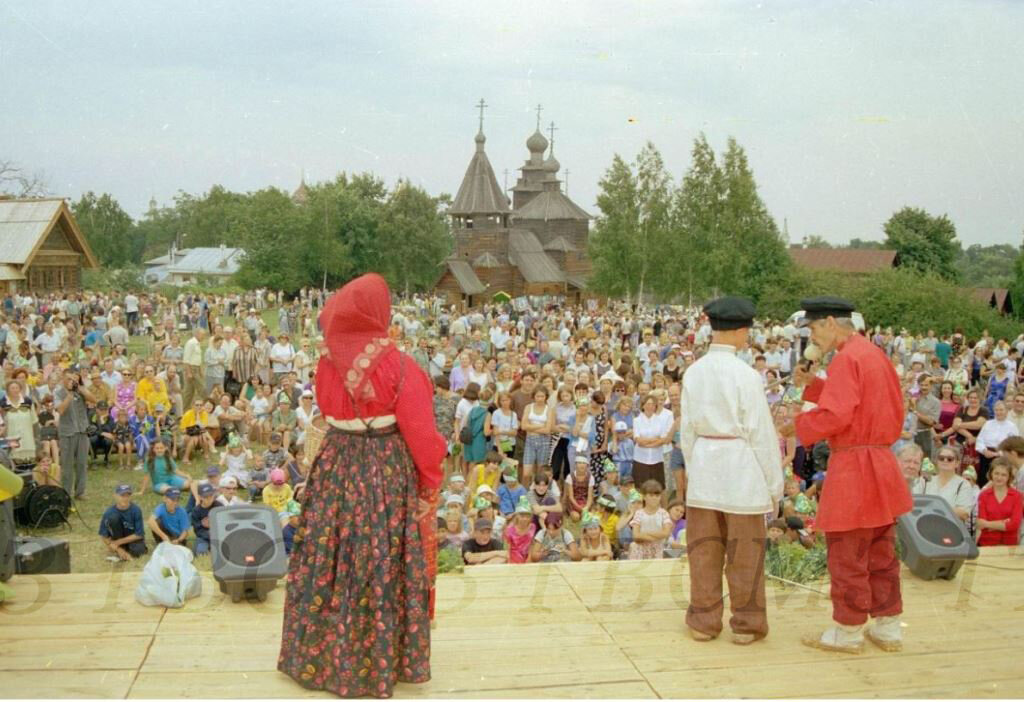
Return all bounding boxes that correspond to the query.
[221,528,277,567]
[916,514,965,547]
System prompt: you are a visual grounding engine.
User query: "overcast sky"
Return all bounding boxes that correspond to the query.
[1,0,1021,246]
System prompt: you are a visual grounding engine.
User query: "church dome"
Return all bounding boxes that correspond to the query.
[543,153,560,173]
[475,131,486,145]
[526,130,548,154]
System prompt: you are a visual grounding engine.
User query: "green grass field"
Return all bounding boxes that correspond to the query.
[17,309,290,574]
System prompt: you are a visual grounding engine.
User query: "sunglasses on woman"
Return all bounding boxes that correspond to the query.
[937,454,957,462]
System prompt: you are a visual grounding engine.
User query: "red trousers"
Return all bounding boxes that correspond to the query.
[825,523,902,626]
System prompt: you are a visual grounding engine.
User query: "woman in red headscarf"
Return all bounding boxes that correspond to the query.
[278,274,445,699]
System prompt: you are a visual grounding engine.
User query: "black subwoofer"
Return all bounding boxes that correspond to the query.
[210,505,288,602]
[896,494,979,580]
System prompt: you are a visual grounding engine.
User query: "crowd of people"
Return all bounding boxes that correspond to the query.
[0,286,1021,565]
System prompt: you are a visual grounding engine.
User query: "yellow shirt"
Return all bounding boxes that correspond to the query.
[601,513,619,549]
[472,465,501,491]
[136,377,170,413]
[180,409,209,431]
[262,483,293,512]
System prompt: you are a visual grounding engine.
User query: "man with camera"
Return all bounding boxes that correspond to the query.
[55,367,96,503]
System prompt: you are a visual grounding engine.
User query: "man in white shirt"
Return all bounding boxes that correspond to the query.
[124,293,139,335]
[182,328,205,409]
[680,296,783,647]
[32,322,61,366]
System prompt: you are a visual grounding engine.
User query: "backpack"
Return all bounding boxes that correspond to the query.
[459,406,485,445]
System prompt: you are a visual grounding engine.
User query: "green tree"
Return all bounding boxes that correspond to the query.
[847,238,883,249]
[956,243,1017,288]
[1009,236,1024,321]
[378,180,453,294]
[632,142,674,301]
[883,207,961,281]
[588,154,644,300]
[715,138,791,301]
[671,134,721,303]
[71,192,137,267]
[802,235,833,248]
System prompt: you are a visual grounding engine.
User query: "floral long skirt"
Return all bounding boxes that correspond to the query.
[278,426,431,698]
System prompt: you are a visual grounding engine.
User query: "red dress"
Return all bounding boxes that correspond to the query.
[795,334,912,532]
[977,487,1022,546]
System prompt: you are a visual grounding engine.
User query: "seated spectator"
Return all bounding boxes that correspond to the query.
[91,400,116,465]
[976,458,1022,547]
[595,495,621,555]
[99,483,147,561]
[529,512,580,562]
[181,399,215,462]
[187,466,223,511]
[281,500,301,555]
[527,473,562,531]
[462,517,507,565]
[564,455,594,523]
[666,498,686,554]
[190,483,220,555]
[112,411,134,470]
[468,451,503,497]
[599,463,624,508]
[219,433,254,488]
[218,475,247,505]
[784,516,815,548]
[618,488,644,554]
[503,497,536,564]
[470,496,506,537]
[627,480,672,560]
[263,468,294,512]
[270,397,298,451]
[138,439,191,496]
[579,512,612,561]
[767,518,787,546]
[616,474,635,513]
[31,453,60,488]
[923,446,973,522]
[496,463,527,517]
[896,443,926,493]
[440,473,468,507]
[610,420,635,480]
[148,488,190,547]
[443,508,469,549]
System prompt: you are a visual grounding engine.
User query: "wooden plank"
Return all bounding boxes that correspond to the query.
[0,669,135,698]
[0,621,160,639]
[0,635,152,671]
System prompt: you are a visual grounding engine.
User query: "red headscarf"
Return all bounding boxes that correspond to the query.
[321,273,397,402]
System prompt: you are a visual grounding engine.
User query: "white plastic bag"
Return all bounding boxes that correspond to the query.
[135,542,203,608]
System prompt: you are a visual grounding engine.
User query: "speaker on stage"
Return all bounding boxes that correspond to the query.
[896,494,979,580]
[210,504,288,602]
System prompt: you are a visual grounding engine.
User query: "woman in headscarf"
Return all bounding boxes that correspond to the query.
[278,273,445,699]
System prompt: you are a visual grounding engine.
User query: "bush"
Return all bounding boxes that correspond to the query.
[758,267,1019,338]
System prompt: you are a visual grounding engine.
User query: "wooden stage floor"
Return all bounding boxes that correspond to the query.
[2,548,1023,699]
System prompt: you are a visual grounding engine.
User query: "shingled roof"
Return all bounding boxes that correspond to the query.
[788,247,898,273]
[508,229,565,283]
[513,189,591,221]
[443,259,486,295]
[969,287,1013,314]
[449,132,510,216]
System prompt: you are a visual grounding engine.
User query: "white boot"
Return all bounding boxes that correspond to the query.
[865,615,903,652]
[802,623,864,654]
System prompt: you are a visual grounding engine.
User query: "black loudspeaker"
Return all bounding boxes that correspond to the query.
[0,501,15,583]
[210,504,288,602]
[15,537,71,574]
[896,494,979,580]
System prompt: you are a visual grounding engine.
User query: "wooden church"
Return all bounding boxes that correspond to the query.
[434,103,592,306]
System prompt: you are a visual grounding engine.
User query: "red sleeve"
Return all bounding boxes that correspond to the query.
[314,357,345,419]
[795,352,859,447]
[803,377,825,404]
[1006,490,1023,535]
[394,355,446,492]
[977,490,993,521]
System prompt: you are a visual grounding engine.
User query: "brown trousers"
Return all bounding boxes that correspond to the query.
[685,507,769,639]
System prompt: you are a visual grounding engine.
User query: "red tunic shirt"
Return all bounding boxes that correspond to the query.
[315,353,446,491]
[977,487,1022,546]
[795,334,913,532]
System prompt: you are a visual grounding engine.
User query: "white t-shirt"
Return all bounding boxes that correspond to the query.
[269,342,295,373]
[124,295,139,313]
[250,395,271,419]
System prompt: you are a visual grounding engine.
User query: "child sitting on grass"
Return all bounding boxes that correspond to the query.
[281,500,301,555]
[263,468,294,512]
[470,496,506,540]
[579,511,613,561]
[564,455,594,523]
[627,480,672,560]
[497,463,528,517]
[138,439,191,496]
[665,498,687,557]
[592,495,618,551]
[503,496,537,564]
[468,451,503,497]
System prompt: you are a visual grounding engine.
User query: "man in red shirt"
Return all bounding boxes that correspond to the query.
[782,297,912,653]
